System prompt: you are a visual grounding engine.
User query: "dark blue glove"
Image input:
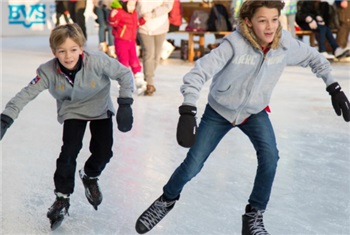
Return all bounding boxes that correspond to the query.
[176,105,197,148]
[116,97,133,132]
[1,114,14,141]
[326,82,350,122]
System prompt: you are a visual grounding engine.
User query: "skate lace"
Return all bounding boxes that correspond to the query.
[139,199,176,230]
[246,210,269,235]
[48,198,69,216]
[84,178,101,198]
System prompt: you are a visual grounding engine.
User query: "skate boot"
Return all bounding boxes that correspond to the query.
[99,42,108,53]
[79,169,102,210]
[135,194,178,234]
[242,204,270,235]
[144,84,156,96]
[107,45,117,59]
[134,72,147,95]
[47,195,70,230]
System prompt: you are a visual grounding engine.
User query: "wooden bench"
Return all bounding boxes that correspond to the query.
[172,2,232,62]
[296,30,317,47]
[295,29,338,47]
[170,31,232,62]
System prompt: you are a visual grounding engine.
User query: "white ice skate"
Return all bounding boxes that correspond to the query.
[134,72,147,95]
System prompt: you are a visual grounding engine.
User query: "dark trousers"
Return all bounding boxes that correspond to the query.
[67,0,87,39]
[54,118,113,195]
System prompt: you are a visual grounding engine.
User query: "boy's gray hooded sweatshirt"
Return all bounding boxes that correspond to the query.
[181,21,336,125]
[3,51,134,124]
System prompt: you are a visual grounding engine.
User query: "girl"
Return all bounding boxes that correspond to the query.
[0,23,134,230]
[135,0,350,234]
[109,0,147,95]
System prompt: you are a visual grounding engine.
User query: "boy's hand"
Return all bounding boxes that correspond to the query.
[1,114,14,140]
[326,82,350,122]
[176,105,197,148]
[116,98,133,132]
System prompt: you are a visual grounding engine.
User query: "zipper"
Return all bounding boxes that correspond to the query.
[120,25,126,38]
[234,51,266,124]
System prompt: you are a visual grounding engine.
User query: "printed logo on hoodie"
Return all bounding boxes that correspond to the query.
[231,54,258,65]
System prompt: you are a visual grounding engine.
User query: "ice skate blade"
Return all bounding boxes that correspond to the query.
[50,216,64,230]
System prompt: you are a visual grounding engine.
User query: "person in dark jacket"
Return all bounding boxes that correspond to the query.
[67,0,87,39]
[0,23,134,230]
[295,0,349,59]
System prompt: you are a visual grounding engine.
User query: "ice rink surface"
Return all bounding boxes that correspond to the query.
[1,35,350,235]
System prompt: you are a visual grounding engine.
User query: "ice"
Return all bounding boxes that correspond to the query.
[1,35,350,235]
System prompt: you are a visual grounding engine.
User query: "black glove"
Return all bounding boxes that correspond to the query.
[326,82,350,122]
[116,97,133,132]
[176,105,197,148]
[1,114,14,141]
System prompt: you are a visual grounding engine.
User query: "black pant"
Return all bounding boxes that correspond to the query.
[54,118,113,195]
[67,0,87,39]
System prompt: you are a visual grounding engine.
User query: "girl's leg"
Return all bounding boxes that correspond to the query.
[163,104,233,199]
[238,110,279,210]
[84,118,113,177]
[129,41,142,74]
[54,119,87,195]
[115,39,130,67]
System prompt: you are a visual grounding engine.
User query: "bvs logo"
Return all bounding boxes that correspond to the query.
[8,4,46,28]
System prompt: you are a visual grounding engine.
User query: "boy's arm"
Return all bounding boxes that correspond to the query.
[287,37,350,122]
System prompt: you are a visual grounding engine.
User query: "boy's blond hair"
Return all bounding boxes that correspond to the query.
[49,23,86,51]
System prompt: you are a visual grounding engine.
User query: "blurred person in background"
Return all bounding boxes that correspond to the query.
[109,0,148,95]
[67,0,87,39]
[280,0,297,38]
[296,0,349,59]
[335,0,350,49]
[136,0,174,96]
[93,0,117,58]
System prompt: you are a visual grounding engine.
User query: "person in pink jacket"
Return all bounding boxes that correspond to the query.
[109,0,147,95]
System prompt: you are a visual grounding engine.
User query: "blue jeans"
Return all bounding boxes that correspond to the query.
[316,25,338,53]
[163,104,279,210]
[94,6,114,46]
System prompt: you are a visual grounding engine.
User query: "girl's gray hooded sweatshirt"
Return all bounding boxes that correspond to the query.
[181,21,336,125]
[3,51,134,124]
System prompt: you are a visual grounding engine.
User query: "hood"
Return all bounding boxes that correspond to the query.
[236,19,282,51]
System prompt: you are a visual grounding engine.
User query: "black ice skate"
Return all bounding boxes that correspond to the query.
[79,169,102,210]
[47,196,70,230]
[135,195,177,234]
[242,204,270,235]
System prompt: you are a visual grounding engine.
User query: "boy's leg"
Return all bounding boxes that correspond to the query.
[84,117,113,177]
[136,104,233,234]
[79,118,113,209]
[163,104,233,199]
[238,110,279,235]
[238,110,279,210]
[54,119,87,195]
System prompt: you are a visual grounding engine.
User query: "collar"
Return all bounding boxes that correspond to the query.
[236,20,282,51]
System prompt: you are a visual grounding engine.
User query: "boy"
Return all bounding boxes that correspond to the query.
[0,23,134,230]
[135,0,350,234]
